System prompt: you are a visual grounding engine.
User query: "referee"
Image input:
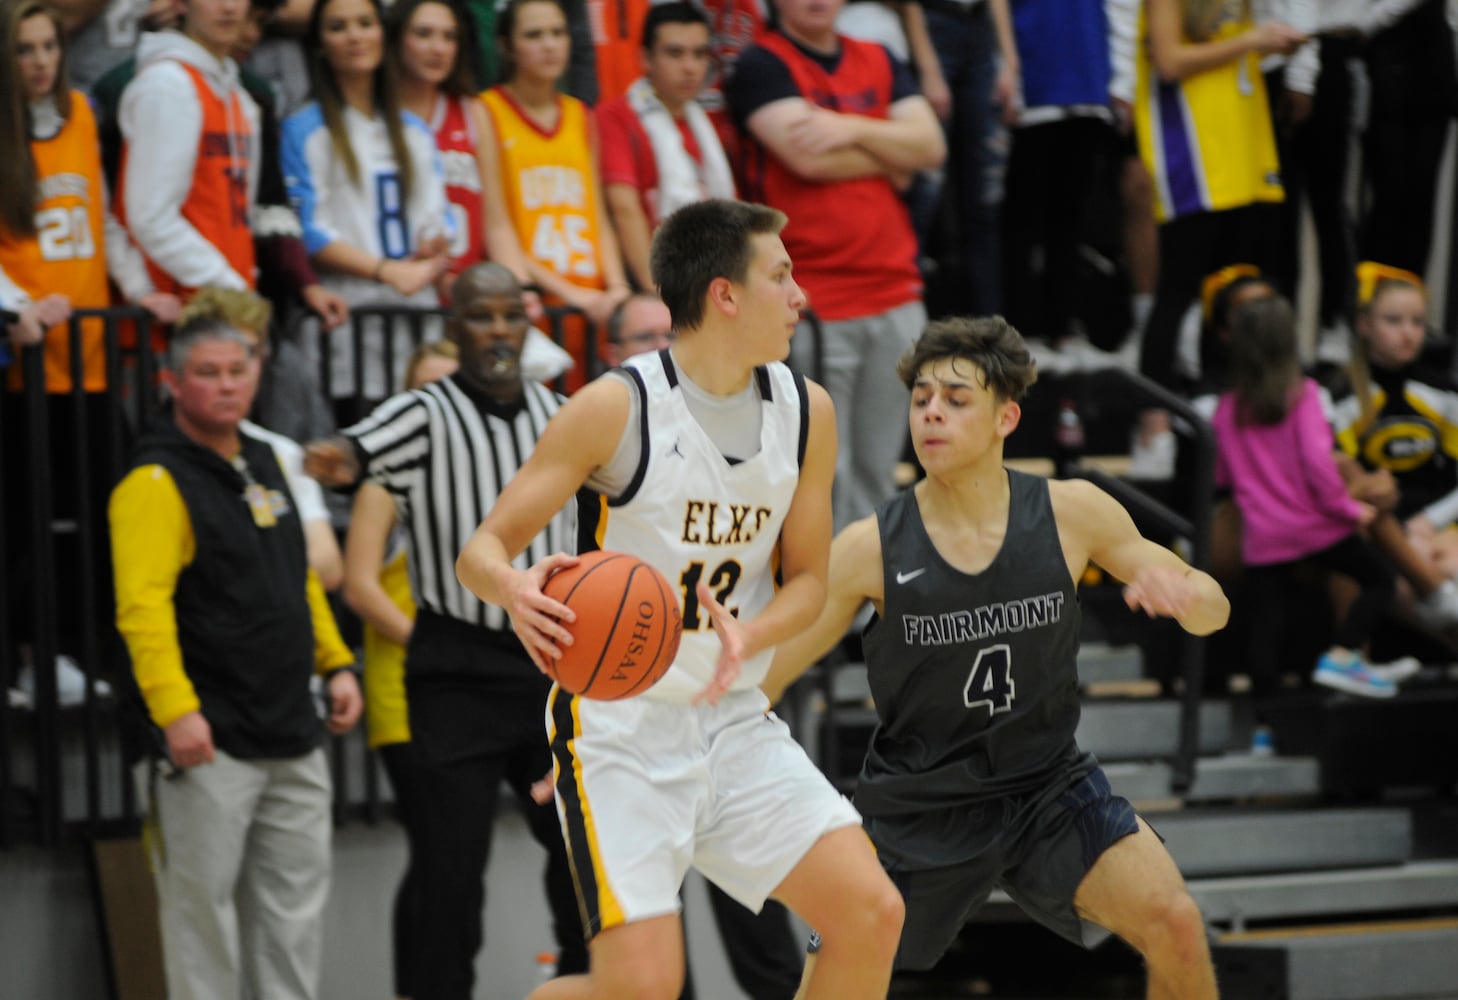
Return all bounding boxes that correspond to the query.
[306,263,586,999]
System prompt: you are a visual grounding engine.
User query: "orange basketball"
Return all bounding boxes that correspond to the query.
[541,550,683,700]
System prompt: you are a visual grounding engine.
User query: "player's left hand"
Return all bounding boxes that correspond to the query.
[325,669,363,734]
[692,581,743,706]
[1123,566,1197,621]
[530,771,555,805]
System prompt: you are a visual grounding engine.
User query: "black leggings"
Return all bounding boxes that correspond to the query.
[1242,533,1395,690]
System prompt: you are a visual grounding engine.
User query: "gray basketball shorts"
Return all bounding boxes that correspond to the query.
[809,765,1140,971]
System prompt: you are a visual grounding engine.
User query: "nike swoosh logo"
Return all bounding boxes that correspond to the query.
[896,568,926,584]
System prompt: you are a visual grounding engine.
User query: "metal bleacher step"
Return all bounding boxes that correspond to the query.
[1104,752,1320,805]
[1190,859,1458,929]
[1075,698,1233,761]
[1076,642,1150,696]
[1212,917,1458,1000]
[1155,806,1413,879]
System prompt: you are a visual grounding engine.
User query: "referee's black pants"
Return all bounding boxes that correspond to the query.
[404,613,587,1000]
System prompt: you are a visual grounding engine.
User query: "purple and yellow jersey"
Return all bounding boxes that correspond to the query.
[1133,2,1283,222]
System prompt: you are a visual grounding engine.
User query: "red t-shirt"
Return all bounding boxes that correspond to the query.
[596,95,706,228]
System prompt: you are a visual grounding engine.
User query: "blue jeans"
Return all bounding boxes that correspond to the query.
[926,4,1008,315]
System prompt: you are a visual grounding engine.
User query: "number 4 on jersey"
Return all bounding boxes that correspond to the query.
[964,644,1014,715]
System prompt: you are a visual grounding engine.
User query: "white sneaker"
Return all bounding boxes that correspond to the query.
[1363,656,1421,684]
[1415,579,1458,631]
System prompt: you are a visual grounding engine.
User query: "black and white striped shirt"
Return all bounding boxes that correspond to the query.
[346,375,576,631]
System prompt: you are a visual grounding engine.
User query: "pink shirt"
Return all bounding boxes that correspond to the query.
[1213,378,1367,566]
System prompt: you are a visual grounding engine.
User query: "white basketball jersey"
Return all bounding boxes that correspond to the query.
[590,351,808,703]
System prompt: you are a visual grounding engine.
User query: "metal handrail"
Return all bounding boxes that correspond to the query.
[1069,368,1216,794]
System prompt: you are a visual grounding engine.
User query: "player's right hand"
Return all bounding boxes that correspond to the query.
[165,711,215,770]
[504,554,579,674]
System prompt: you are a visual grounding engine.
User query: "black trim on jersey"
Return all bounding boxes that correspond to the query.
[658,348,678,388]
[609,365,653,508]
[575,489,607,554]
[754,365,773,401]
[792,369,809,469]
[550,688,602,935]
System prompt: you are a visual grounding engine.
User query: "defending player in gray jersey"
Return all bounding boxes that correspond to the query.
[766,315,1230,1000]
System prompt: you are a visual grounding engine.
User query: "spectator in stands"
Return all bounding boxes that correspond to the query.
[603,289,806,1000]
[245,0,312,118]
[1331,263,1458,637]
[462,0,594,98]
[914,0,1018,315]
[480,0,631,391]
[341,338,457,1000]
[305,262,587,1000]
[388,0,525,291]
[1190,266,1458,660]
[110,314,361,1000]
[1357,0,1455,281]
[694,0,766,163]
[603,291,673,365]
[1131,0,1304,390]
[177,287,342,586]
[117,0,261,300]
[725,0,944,529]
[1,0,179,670]
[763,315,1227,999]
[1000,0,1119,365]
[598,2,735,292]
[585,0,646,103]
[387,0,581,389]
[1263,0,1370,367]
[832,0,947,248]
[65,0,181,94]
[94,0,350,332]
[282,0,453,406]
[1213,294,1410,698]
[1106,0,1159,353]
[1,0,177,364]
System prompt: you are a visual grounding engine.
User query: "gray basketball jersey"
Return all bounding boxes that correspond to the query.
[857,470,1088,817]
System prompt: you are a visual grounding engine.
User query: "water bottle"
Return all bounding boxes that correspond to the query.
[1053,399,1085,478]
[536,950,557,982]
[1250,726,1275,757]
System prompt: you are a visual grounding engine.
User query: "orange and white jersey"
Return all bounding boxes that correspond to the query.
[0,94,110,392]
[480,87,606,291]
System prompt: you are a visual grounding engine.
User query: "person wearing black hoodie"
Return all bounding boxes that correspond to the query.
[109,314,361,1000]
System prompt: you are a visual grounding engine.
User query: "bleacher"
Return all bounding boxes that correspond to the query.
[6,319,1458,999]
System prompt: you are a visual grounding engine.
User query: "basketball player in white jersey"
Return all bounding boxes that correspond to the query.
[456,198,904,1000]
